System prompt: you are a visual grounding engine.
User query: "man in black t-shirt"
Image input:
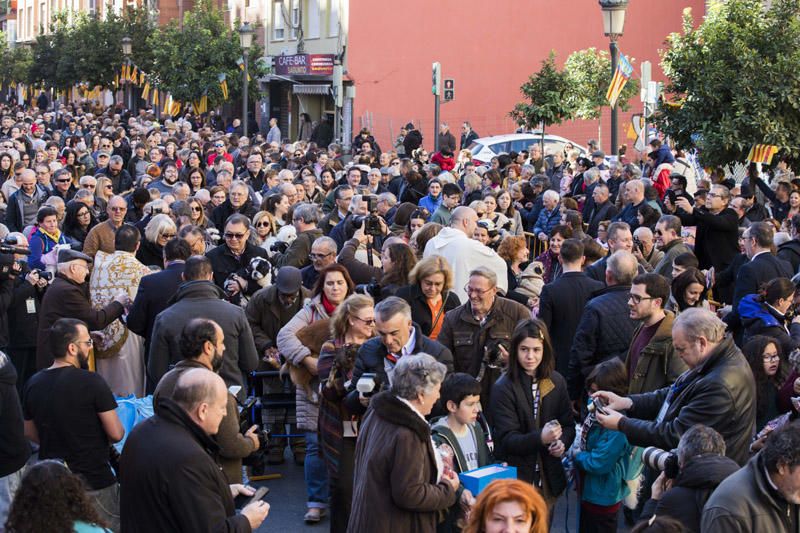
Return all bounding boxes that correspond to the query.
[23,318,124,530]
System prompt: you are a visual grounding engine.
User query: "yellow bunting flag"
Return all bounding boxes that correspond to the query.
[140,71,145,86]
[171,100,181,116]
[141,82,150,100]
[152,88,159,106]
[746,144,779,165]
[218,73,229,100]
[130,66,138,84]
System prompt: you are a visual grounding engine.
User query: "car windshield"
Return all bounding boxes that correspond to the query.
[467,142,483,154]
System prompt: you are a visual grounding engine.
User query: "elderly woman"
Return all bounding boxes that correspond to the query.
[317,294,376,532]
[277,263,354,524]
[463,172,483,205]
[136,213,177,269]
[28,206,68,270]
[463,479,549,533]
[395,255,460,340]
[348,353,459,532]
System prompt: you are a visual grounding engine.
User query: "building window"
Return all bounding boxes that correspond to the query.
[328,0,338,37]
[272,0,284,41]
[290,0,299,40]
[307,0,319,39]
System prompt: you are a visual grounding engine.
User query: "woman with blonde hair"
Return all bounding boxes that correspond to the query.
[186,195,214,230]
[317,293,375,532]
[463,479,548,533]
[252,210,278,247]
[136,213,177,269]
[395,254,460,340]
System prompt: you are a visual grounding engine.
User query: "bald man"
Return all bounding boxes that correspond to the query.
[120,368,269,532]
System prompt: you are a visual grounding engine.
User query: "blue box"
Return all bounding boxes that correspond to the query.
[458,464,518,495]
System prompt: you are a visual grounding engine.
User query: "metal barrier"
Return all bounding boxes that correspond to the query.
[525,231,549,259]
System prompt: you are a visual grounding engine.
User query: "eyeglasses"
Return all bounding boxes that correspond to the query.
[224,232,247,240]
[476,212,486,217]
[464,284,493,296]
[352,316,376,326]
[109,206,126,212]
[628,294,654,304]
[309,252,333,261]
[654,230,663,236]
[707,192,723,199]
[73,338,93,347]
[763,353,780,362]
[77,210,90,217]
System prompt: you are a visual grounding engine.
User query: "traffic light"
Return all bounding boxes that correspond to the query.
[443,78,455,102]
[432,62,441,96]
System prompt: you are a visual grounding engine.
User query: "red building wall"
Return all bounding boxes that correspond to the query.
[347,0,705,156]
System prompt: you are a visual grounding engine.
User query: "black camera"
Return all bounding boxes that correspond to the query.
[354,277,381,299]
[352,195,383,237]
[31,269,53,281]
[633,236,642,252]
[642,446,680,479]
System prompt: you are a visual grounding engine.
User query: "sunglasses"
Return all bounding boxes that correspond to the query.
[82,184,96,188]
[224,232,247,240]
[255,221,271,228]
[191,206,202,212]
[161,233,176,239]
[55,178,71,183]
[105,184,113,189]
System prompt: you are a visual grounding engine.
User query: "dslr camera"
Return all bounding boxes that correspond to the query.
[642,446,680,479]
[352,195,383,237]
[31,269,53,281]
[484,339,510,369]
[354,277,381,299]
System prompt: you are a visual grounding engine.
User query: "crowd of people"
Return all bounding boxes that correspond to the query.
[0,100,800,533]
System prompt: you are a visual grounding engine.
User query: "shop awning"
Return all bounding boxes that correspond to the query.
[293,84,331,96]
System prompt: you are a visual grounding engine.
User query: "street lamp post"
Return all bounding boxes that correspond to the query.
[239,22,254,140]
[121,37,133,113]
[599,0,628,158]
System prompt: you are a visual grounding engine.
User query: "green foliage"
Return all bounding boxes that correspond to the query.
[655,0,800,167]
[563,47,639,120]
[510,52,573,132]
[0,32,31,86]
[147,0,265,108]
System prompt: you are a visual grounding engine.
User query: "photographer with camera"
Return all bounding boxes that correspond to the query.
[437,266,530,413]
[153,318,262,484]
[633,227,663,272]
[270,203,323,270]
[637,424,738,533]
[593,308,756,466]
[2,233,46,393]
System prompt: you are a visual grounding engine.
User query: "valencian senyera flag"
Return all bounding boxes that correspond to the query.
[606,52,633,109]
[746,144,779,165]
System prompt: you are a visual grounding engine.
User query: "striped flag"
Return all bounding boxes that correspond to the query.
[746,144,779,165]
[606,52,633,109]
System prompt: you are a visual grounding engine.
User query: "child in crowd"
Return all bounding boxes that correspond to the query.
[431,372,493,532]
[574,358,636,533]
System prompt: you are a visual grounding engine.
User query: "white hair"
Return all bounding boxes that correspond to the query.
[543,190,560,203]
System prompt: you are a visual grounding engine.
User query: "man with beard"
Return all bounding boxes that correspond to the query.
[35,249,129,369]
[23,318,125,530]
[152,319,260,484]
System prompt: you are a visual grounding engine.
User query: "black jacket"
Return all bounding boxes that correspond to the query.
[394,284,460,339]
[127,261,185,347]
[206,241,268,296]
[135,239,164,270]
[585,200,618,238]
[95,168,133,194]
[568,285,637,399]
[620,337,755,466]
[677,207,739,271]
[119,398,250,533]
[702,452,800,533]
[402,129,423,156]
[489,370,575,499]
[727,252,794,332]
[641,454,739,533]
[344,325,453,416]
[537,271,604,375]
[209,199,258,230]
[460,130,479,151]
[5,266,41,349]
[0,353,30,477]
[777,239,800,274]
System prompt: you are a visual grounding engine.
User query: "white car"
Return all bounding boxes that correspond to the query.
[466,133,589,164]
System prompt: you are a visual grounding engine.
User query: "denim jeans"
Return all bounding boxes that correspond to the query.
[86,483,120,532]
[0,467,26,533]
[304,431,329,509]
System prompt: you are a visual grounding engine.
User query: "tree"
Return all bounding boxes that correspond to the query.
[148,0,265,110]
[655,0,800,167]
[510,52,573,151]
[563,48,639,146]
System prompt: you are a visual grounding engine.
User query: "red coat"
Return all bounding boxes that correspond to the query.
[653,163,673,200]
[431,152,455,171]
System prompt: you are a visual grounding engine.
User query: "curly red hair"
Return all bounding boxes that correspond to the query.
[463,479,548,533]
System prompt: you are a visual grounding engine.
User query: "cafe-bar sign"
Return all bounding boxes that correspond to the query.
[275,54,335,76]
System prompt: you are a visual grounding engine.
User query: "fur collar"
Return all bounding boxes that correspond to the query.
[371,391,431,442]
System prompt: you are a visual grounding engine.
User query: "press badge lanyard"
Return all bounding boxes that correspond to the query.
[655,370,695,424]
